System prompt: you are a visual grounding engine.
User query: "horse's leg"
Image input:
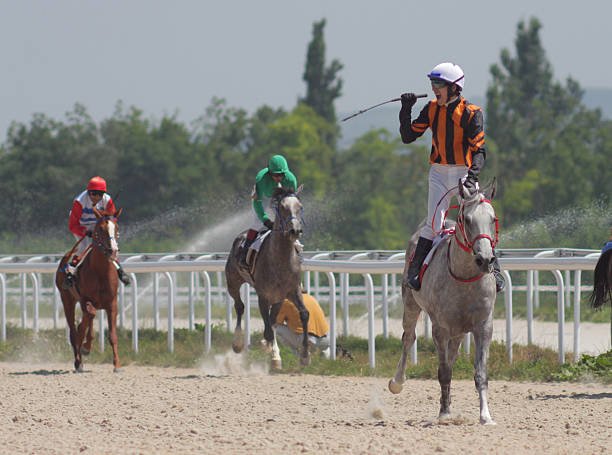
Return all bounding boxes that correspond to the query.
[289,289,310,366]
[81,316,94,356]
[75,302,95,372]
[432,326,460,421]
[389,294,421,394]
[61,292,80,372]
[107,300,122,373]
[226,270,245,353]
[258,298,282,370]
[473,319,495,425]
[268,303,282,369]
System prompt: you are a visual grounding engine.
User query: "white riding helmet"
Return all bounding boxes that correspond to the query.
[427,62,465,90]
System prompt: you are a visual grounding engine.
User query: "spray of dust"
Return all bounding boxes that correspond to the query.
[198,350,269,377]
[367,386,386,419]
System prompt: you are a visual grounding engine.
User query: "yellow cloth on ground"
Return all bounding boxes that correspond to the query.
[275,293,329,337]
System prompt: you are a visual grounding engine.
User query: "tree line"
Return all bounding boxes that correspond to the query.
[0,18,610,252]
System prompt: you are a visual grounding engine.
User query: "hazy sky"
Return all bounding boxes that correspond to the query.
[1,0,610,136]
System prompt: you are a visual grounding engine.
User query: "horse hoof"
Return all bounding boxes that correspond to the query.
[113,367,123,373]
[80,348,90,356]
[388,379,403,394]
[271,359,282,370]
[438,412,452,423]
[75,364,84,373]
[480,418,496,425]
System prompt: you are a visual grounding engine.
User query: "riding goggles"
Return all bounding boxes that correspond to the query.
[88,190,104,197]
[430,79,448,89]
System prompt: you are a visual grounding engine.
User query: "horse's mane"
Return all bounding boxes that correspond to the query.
[272,186,297,200]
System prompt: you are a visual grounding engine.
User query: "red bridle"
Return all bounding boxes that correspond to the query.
[454,198,499,253]
[441,197,499,283]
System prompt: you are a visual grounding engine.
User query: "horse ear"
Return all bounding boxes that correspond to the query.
[481,177,497,200]
[93,207,102,218]
[296,184,304,196]
[115,207,123,218]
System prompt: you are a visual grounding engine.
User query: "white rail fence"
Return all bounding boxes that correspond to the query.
[0,249,603,368]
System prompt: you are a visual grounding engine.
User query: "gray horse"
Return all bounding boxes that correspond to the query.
[389,180,498,425]
[225,186,309,368]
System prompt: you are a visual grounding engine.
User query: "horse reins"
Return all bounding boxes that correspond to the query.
[92,216,118,258]
[439,196,499,283]
[273,193,304,234]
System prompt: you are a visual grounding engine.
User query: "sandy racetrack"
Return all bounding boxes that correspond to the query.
[1,357,610,454]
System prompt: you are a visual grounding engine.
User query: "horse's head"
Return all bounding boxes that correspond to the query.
[456,180,499,273]
[92,207,122,261]
[272,186,304,240]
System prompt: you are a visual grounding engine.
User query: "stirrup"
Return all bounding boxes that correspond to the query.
[62,273,75,290]
[494,272,505,293]
[118,269,131,286]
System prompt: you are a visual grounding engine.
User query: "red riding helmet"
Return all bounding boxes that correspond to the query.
[87,176,107,192]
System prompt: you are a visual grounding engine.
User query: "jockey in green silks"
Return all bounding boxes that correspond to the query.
[239,154,298,267]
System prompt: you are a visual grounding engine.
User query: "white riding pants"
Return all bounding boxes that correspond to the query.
[73,234,92,257]
[420,164,469,240]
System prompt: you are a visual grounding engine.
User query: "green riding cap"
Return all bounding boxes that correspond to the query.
[268,155,290,174]
[252,155,298,223]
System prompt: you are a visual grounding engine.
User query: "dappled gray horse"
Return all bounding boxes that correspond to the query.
[225,187,309,367]
[389,181,499,425]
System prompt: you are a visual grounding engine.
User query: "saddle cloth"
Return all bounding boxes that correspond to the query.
[420,228,454,278]
[245,230,272,266]
[243,231,303,273]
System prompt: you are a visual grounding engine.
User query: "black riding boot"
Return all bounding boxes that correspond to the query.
[404,237,434,291]
[492,256,505,293]
[62,258,78,290]
[239,237,256,268]
[116,265,131,286]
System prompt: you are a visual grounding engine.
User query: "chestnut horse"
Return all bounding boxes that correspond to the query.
[55,208,123,372]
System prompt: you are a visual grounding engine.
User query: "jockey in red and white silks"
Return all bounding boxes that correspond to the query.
[69,189,116,257]
[63,176,130,289]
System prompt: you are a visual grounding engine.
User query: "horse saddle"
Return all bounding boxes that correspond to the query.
[419,229,453,281]
[66,247,93,274]
[244,230,272,270]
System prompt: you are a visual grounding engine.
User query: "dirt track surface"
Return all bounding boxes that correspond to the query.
[1,359,610,455]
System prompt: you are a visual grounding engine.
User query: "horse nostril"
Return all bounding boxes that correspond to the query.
[475,257,484,267]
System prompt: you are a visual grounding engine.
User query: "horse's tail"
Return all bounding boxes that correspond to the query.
[589,250,612,309]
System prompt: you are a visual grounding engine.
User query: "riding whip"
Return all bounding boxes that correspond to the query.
[341,94,427,122]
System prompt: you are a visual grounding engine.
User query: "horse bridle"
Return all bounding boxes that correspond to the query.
[273,193,304,234]
[447,197,499,283]
[92,216,118,259]
[454,197,499,253]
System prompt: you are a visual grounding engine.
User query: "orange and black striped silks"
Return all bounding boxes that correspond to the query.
[402,97,485,167]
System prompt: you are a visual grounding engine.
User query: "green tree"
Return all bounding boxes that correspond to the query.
[486,17,611,225]
[301,19,343,128]
[332,129,428,249]
[0,105,115,232]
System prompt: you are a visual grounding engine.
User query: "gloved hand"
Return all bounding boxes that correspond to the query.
[85,230,93,238]
[462,172,479,194]
[400,92,417,110]
[264,219,274,230]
